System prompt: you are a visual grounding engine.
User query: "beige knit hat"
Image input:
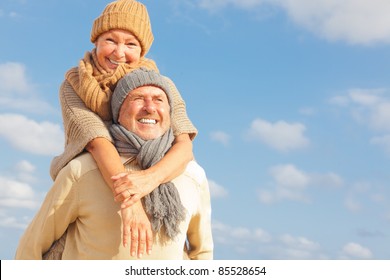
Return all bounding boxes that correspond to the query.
[90,0,154,57]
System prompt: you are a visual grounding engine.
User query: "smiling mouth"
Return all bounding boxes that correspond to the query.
[108,58,127,65]
[138,118,157,124]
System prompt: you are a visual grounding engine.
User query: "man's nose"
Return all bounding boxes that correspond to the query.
[143,100,156,113]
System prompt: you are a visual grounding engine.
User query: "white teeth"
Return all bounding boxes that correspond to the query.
[139,119,156,124]
[109,59,120,65]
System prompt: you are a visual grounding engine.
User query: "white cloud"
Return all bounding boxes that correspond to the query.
[0,114,64,156]
[310,172,344,189]
[210,131,230,146]
[198,0,265,11]
[247,118,309,152]
[258,164,343,204]
[276,0,390,45]
[0,212,28,229]
[270,164,309,189]
[212,220,272,246]
[0,176,40,209]
[370,134,390,156]
[194,0,390,45]
[331,89,390,154]
[348,89,383,106]
[335,89,390,131]
[258,164,310,204]
[0,62,32,94]
[299,107,316,116]
[0,62,57,115]
[370,102,390,132]
[344,196,361,213]
[14,160,37,184]
[340,242,373,259]
[0,97,56,115]
[212,220,325,259]
[279,234,321,259]
[209,180,229,198]
[15,160,36,174]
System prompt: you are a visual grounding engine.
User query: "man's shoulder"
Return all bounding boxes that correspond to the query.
[181,161,208,186]
[58,153,100,181]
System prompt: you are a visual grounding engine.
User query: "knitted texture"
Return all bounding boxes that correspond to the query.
[66,49,158,121]
[49,80,113,180]
[50,58,197,181]
[111,68,173,124]
[91,0,153,56]
[109,68,186,238]
[110,125,186,239]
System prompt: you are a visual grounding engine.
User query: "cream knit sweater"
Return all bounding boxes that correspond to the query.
[16,155,213,260]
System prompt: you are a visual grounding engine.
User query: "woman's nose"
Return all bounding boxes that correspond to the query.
[114,44,125,58]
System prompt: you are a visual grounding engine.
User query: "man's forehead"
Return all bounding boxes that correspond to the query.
[128,86,168,98]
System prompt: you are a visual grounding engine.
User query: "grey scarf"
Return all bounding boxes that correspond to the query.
[110,124,186,239]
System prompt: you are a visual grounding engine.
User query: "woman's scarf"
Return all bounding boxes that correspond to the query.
[110,124,186,239]
[65,49,158,121]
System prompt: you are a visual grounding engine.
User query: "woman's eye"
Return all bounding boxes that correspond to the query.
[126,42,137,47]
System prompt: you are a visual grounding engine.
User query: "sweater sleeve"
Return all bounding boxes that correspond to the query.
[15,164,79,259]
[186,164,214,260]
[165,77,198,140]
[50,80,112,180]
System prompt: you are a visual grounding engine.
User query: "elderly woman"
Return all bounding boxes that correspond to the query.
[49,0,197,258]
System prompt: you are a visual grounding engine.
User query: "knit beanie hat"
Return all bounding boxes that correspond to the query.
[91,0,154,57]
[111,68,172,123]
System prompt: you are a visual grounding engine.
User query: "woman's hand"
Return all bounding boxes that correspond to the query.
[112,170,159,208]
[112,134,193,208]
[121,201,153,258]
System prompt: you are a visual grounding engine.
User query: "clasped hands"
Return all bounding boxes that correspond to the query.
[111,170,159,259]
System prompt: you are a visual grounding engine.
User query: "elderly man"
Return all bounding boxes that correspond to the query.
[15,69,213,260]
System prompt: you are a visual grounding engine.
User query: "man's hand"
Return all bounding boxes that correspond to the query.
[112,170,159,208]
[121,201,153,258]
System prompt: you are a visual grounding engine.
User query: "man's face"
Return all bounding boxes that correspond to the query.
[118,86,171,140]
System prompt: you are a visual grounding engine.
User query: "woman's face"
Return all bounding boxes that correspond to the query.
[95,29,142,72]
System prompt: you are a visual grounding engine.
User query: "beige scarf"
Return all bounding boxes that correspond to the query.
[65,49,158,121]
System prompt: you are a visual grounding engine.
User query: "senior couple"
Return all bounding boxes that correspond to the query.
[15,68,213,260]
[15,0,213,260]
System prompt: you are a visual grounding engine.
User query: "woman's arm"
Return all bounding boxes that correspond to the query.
[54,82,153,257]
[86,137,124,189]
[112,77,197,207]
[50,81,113,180]
[112,133,193,207]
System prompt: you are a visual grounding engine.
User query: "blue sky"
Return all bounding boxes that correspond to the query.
[1,0,390,260]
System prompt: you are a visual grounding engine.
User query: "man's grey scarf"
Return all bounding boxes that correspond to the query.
[110,124,186,239]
